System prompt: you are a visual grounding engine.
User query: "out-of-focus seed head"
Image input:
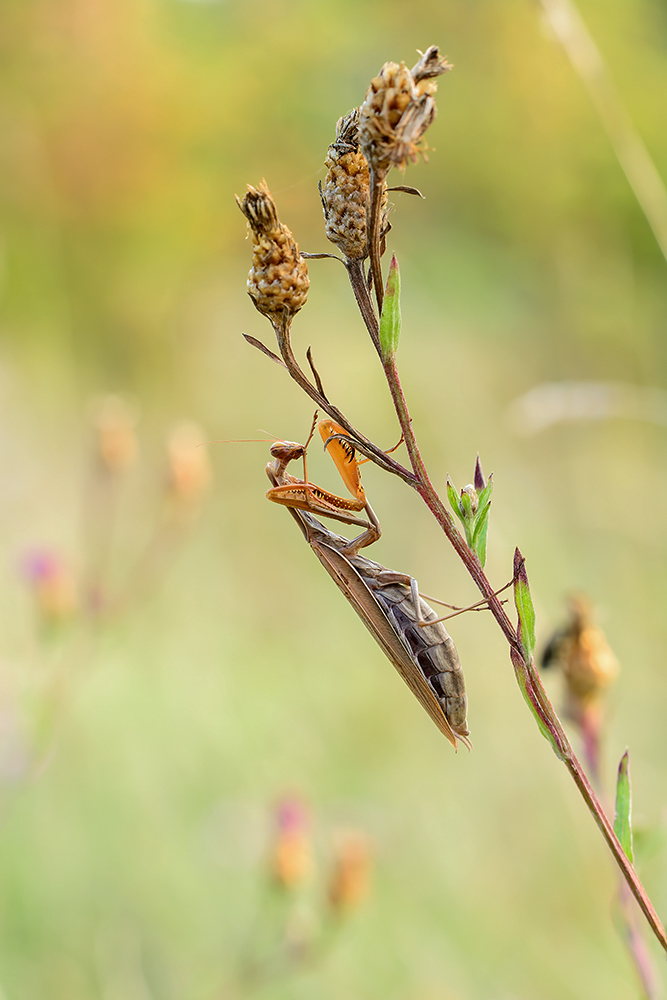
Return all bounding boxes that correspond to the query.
[359,46,451,175]
[327,832,372,916]
[165,421,212,512]
[562,596,619,704]
[320,109,387,262]
[22,550,78,626]
[236,180,309,326]
[92,395,139,475]
[543,595,619,725]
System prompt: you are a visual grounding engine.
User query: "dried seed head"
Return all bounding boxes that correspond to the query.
[359,46,451,175]
[236,180,309,325]
[320,109,387,262]
[562,596,619,704]
[543,595,619,721]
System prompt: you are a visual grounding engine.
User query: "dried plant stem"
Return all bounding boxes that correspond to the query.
[273,317,415,484]
[378,349,667,952]
[346,260,381,355]
[274,306,667,947]
[267,226,667,955]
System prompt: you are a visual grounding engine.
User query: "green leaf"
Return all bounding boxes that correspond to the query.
[446,479,464,522]
[379,254,401,360]
[614,750,634,863]
[471,502,491,566]
[513,548,536,660]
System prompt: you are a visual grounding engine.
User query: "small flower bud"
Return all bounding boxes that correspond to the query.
[474,455,486,491]
[359,47,451,175]
[327,832,372,916]
[269,795,312,891]
[320,109,387,262]
[236,180,309,325]
[461,484,479,516]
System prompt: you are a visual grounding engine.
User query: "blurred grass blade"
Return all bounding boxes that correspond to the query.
[513,548,536,660]
[541,0,667,267]
[379,254,401,360]
[614,750,634,863]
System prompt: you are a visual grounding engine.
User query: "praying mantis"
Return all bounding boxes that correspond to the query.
[265,414,473,750]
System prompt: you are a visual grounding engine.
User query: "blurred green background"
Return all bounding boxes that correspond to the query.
[1,0,667,996]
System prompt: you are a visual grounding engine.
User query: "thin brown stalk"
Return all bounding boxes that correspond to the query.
[346,260,381,355]
[367,168,388,314]
[358,224,667,951]
[272,316,415,484]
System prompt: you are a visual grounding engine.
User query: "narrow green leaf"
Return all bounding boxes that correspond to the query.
[446,479,464,522]
[614,750,634,863]
[379,254,401,360]
[513,548,536,660]
[476,474,494,512]
[471,502,491,566]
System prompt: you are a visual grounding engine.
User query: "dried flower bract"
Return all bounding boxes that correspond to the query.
[236,180,309,325]
[359,46,451,175]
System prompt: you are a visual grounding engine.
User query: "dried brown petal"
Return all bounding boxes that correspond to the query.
[359,47,451,175]
[236,180,309,325]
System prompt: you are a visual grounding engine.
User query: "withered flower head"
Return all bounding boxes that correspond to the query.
[236,180,309,326]
[359,46,452,175]
[320,109,387,262]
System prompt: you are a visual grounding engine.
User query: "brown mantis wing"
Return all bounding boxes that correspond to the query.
[282,502,465,750]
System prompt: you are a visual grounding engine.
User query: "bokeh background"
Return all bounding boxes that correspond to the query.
[1,0,667,996]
